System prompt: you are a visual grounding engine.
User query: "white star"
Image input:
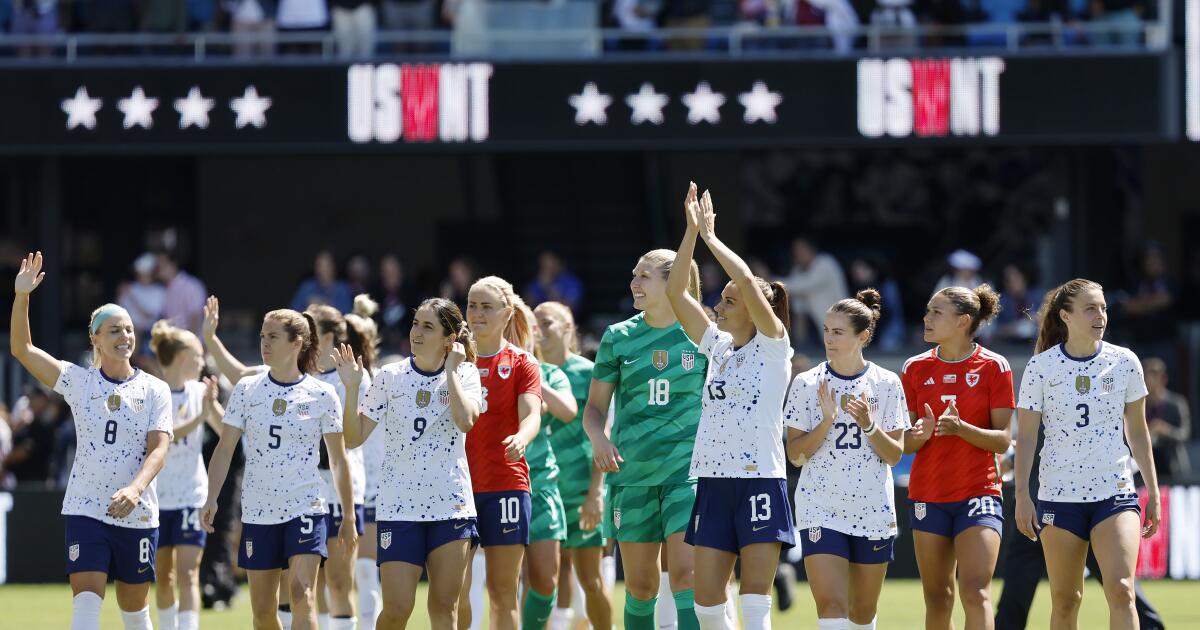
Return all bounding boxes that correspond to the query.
[117,86,159,130]
[738,81,783,124]
[61,87,103,131]
[625,83,669,125]
[568,82,612,126]
[174,86,215,130]
[230,85,272,129]
[681,82,726,125]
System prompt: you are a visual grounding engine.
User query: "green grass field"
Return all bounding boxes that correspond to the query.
[1,579,1197,628]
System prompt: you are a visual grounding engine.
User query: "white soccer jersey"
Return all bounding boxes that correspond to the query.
[158,381,208,510]
[54,362,174,529]
[1017,342,1148,502]
[223,371,343,524]
[359,359,483,521]
[784,362,910,538]
[314,369,368,507]
[690,325,791,479]
[361,368,385,508]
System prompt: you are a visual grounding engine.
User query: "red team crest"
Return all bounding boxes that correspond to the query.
[498,364,512,380]
[966,373,980,388]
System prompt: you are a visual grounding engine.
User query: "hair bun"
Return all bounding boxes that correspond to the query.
[855,288,882,315]
[353,293,379,318]
[974,283,1001,322]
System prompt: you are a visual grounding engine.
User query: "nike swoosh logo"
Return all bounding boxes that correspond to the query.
[250,402,264,408]
[454,521,469,530]
[91,393,105,400]
[623,358,639,365]
[752,525,769,532]
[298,537,315,544]
[581,531,598,539]
[873,544,888,551]
[503,527,518,534]
[138,566,150,574]
[1049,381,1063,388]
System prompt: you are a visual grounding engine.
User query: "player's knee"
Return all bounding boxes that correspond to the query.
[1049,586,1083,613]
[666,564,693,591]
[579,573,606,597]
[325,566,351,595]
[486,576,519,605]
[253,609,281,629]
[382,596,415,623]
[290,575,317,609]
[528,571,557,596]
[848,597,877,622]
[812,593,847,618]
[921,582,954,612]
[623,573,658,601]
[427,589,459,622]
[957,574,991,609]
[1102,577,1135,609]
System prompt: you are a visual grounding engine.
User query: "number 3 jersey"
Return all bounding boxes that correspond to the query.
[784,362,910,538]
[689,325,791,480]
[53,361,174,529]
[158,380,209,511]
[1017,342,1148,502]
[223,372,342,524]
[359,359,482,521]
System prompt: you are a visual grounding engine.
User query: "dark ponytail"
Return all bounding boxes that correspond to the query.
[936,284,1002,335]
[1034,278,1103,354]
[419,297,478,365]
[299,313,320,374]
[264,309,321,375]
[753,277,791,332]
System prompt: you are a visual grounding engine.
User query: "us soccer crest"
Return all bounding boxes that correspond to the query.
[380,531,392,550]
[438,388,449,406]
[297,402,310,418]
[1042,512,1055,526]
[68,543,80,562]
[914,502,927,521]
[613,509,622,529]
[868,396,879,413]
[808,527,822,543]
[1075,375,1091,395]
[681,351,695,371]
[245,540,254,558]
[652,350,669,370]
[498,364,512,380]
[1103,376,1115,393]
[966,373,980,388]
[272,399,288,416]
[106,394,121,412]
[416,390,432,408]
[130,398,144,413]
[839,394,854,411]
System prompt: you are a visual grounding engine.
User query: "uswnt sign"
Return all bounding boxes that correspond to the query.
[0,53,1173,152]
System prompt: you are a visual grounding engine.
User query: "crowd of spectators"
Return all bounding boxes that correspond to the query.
[0,0,1153,58]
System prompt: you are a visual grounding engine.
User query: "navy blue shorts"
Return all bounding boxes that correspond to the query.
[475,490,531,547]
[684,477,795,553]
[326,503,366,539]
[159,508,209,548]
[910,495,1004,539]
[1037,493,1141,541]
[239,514,328,571]
[64,515,159,583]
[377,518,479,567]
[364,506,377,524]
[800,527,894,564]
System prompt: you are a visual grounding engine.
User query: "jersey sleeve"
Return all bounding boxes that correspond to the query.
[516,354,543,400]
[546,365,571,396]
[457,363,484,410]
[591,328,620,383]
[1123,351,1149,403]
[52,361,89,408]
[989,360,1016,410]
[147,381,175,439]
[697,324,727,358]
[222,380,251,431]
[1016,358,1044,413]
[320,387,345,434]
[783,376,816,432]
[358,370,387,425]
[880,376,911,432]
[900,361,919,414]
[754,330,792,362]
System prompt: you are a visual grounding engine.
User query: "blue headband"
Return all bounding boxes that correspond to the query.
[90,305,128,335]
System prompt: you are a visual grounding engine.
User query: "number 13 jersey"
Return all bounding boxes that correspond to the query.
[359,359,483,521]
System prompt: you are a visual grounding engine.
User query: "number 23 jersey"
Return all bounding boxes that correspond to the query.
[359,359,483,521]
[784,362,909,538]
[223,372,343,525]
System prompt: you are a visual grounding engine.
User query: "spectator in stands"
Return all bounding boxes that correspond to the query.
[346,253,372,295]
[1145,358,1191,478]
[780,236,848,346]
[990,262,1040,343]
[380,0,433,52]
[0,403,14,490]
[275,0,327,52]
[611,0,661,50]
[188,0,216,29]
[373,253,418,354]
[11,0,57,57]
[1,386,63,485]
[524,250,583,312]
[49,407,75,489]
[1091,0,1144,46]
[291,249,353,313]
[331,0,377,57]
[849,253,905,350]
[158,251,208,338]
[140,0,187,35]
[870,0,918,49]
[1118,241,1177,368]
[80,0,137,31]
[439,256,476,311]
[917,0,967,47]
[118,252,166,353]
[934,248,985,293]
[807,0,860,53]
[226,0,276,57]
[663,0,711,50]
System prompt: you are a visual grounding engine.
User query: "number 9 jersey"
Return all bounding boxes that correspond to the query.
[1017,342,1148,503]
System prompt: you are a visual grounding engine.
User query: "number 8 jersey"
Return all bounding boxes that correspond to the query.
[784,362,909,538]
[1017,342,1148,502]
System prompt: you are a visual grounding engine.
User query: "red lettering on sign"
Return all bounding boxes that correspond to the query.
[912,59,950,137]
[402,64,440,142]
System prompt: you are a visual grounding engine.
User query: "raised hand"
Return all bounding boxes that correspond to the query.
[332,343,364,390]
[14,252,46,296]
[697,189,717,241]
[934,400,965,437]
[684,181,701,232]
[446,322,471,371]
[844,392,874,430]
[202,296,220,340]
[817,379,839,422]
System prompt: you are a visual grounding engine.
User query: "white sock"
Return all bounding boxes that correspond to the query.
[725,585,739,629]
[601,556,616,593]
[816,620,848,630]
[657,573,677,630]
[331,616,357,629]
[157,603,179,630]
[570,569,587,622]
[279,607,293,629]
[356,558,381,629]
[120,606,153,630]
[549,606,575,630]
[319,612,332,630]
[739,595,770,630]
[848,618,876,630]
[71,592,103,630]
[178,609,199,630]
[468,552,487,630]
[694,602,734,630]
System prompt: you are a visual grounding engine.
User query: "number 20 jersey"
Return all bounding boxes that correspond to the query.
[1017,342,1147,502]
[359,359,483,521]
[784,362,910,538]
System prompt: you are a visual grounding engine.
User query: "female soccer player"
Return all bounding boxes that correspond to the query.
[201,308,357,630]
[459,276,544,630]
[334,297,482,630]
[584,244,707,630]
[149,320,224,630]
[1014,279,1161,630]
[666,185,794,630]
[534,301,613,630]
[901,285,1013,630]
[784,290,909,630]
[11,252,174,630]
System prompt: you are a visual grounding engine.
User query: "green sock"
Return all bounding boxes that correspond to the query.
[673,589,700,630]
[522,587,557,630]
[624,592,657,630]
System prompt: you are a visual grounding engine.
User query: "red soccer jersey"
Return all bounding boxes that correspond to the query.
[901,344,1015,503]
[466,342,542,494]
